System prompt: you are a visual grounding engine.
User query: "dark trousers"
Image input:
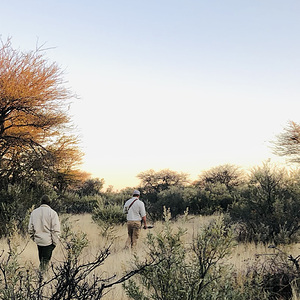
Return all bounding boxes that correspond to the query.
[38,244,56,271]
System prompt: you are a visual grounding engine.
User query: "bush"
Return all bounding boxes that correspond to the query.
[58,193,100,214]
[230,162,300,244]
[246,245,300,300]
[123,209,269,300]
[155,186,188,219]
[143,186,203,221]
[0,183,49,237]
[92,202,126,236]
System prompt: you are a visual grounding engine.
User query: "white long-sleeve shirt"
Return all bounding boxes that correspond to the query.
[28,204,60,246]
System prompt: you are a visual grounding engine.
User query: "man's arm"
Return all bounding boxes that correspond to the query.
[123,205,128,214]
[142,216,147,229]
[140,201,147,229]
[28,214,35,241]
[51,212,61,246]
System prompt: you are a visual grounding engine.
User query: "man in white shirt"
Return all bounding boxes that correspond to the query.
[28,195,60,271]
[123,190,147,249]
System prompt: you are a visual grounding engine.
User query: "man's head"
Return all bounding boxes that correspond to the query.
[41,195,51,205]
[133,190,140,197]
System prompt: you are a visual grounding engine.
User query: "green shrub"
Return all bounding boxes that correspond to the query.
[58,193,100,214]
[230,162,300,244]
[92,202,126,236]
[122,209,267,300]
[155,186,188,219]
[0,183,47,237]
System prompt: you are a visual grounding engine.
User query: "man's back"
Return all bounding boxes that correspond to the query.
[124,197,146,221]
[29,204,60,246]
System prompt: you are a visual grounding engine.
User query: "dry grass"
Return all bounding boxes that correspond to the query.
[1,213,300,300]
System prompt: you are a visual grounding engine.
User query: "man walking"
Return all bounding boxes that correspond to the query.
[123,190,147,249]
[28,195,60,272]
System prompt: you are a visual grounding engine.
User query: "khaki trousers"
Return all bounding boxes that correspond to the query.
[125,221,141,249]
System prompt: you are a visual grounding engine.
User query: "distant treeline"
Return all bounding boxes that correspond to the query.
[1,161,300,245]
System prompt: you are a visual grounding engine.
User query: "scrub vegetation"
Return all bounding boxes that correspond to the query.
[3,39,300,299]
[1,213,300,299]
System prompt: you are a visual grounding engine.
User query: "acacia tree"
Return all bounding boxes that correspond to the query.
[0,38,82,187]
[271,120,300,164]
[76,177,105,196]
[136,169,190,219]
[195,164,245,189]
[193,164,246,212]
[137,168,190,194]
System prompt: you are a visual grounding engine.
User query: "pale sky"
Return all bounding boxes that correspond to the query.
[2,1,300,190]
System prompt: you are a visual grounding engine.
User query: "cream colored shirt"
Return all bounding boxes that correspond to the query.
[28,204,60,246]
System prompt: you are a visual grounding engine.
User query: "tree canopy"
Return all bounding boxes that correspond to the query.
[271,120,300,164]
[137,168,190,194]
[0,38,83,187]
[195,163,245,189]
